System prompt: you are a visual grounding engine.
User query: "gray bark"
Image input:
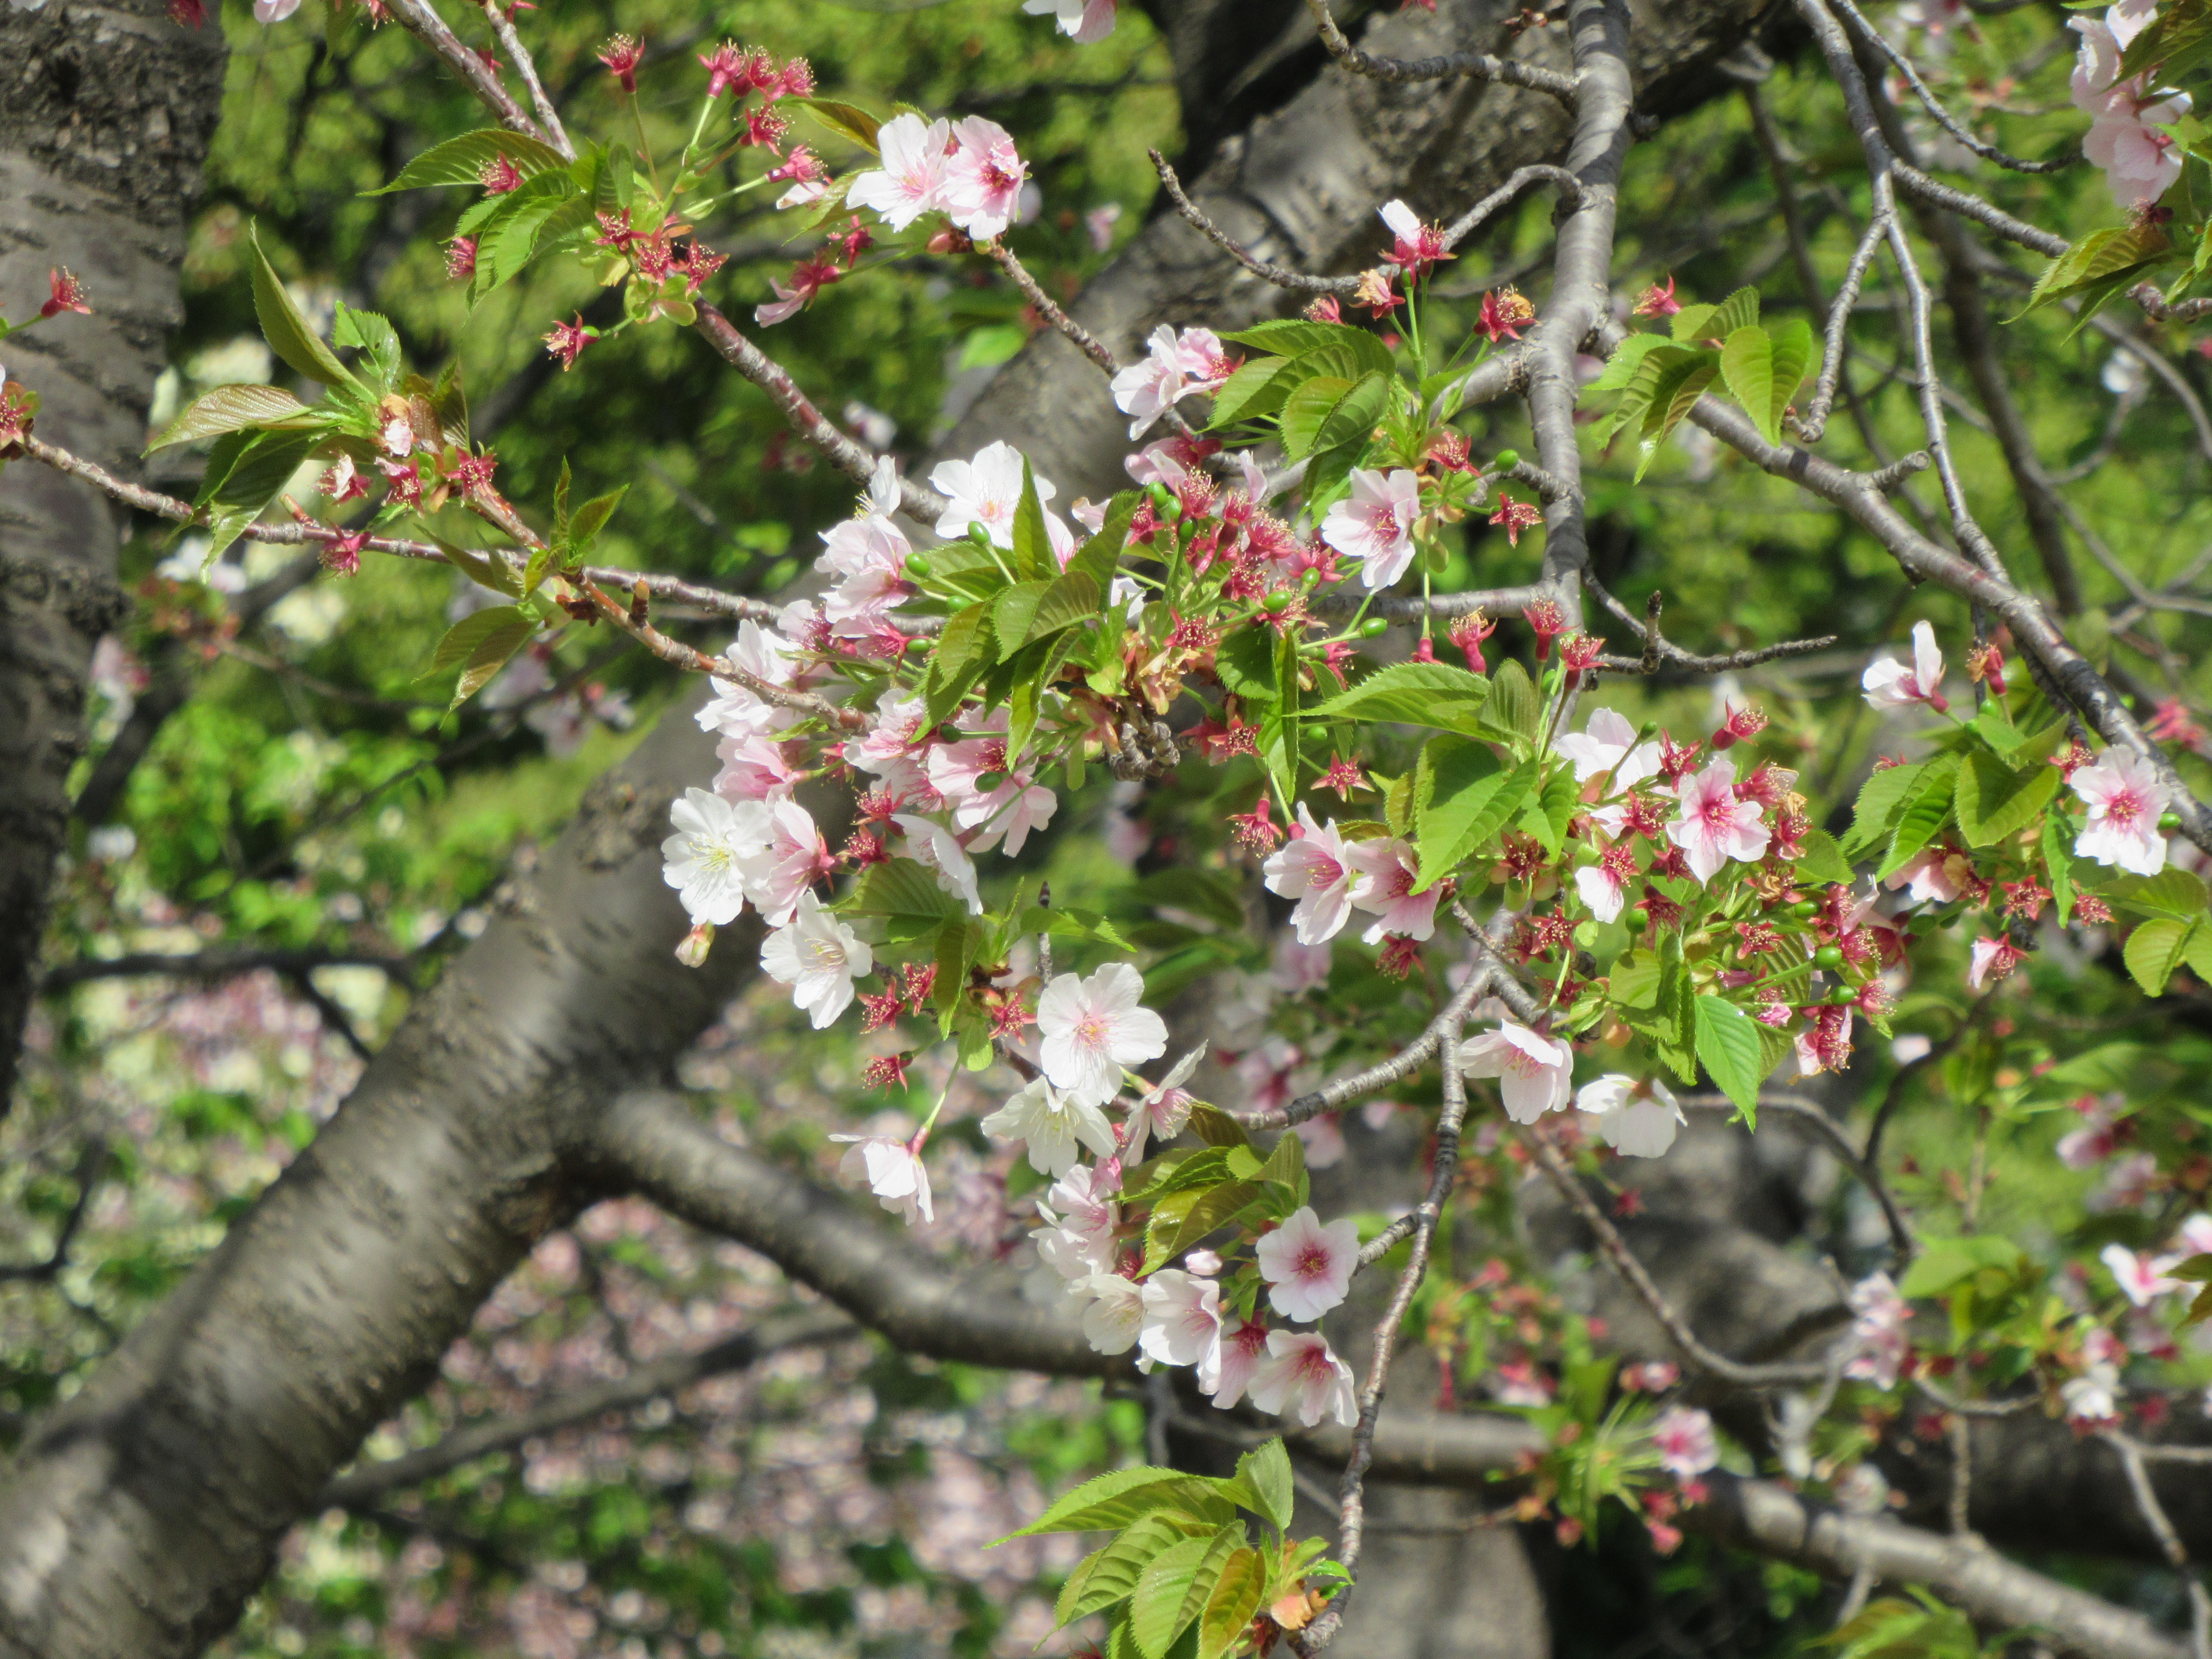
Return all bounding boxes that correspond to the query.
[0,0,227,1114]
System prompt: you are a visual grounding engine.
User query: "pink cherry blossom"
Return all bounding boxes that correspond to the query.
[1139,1269,1223,1370]
[696,620,802,739]
[1460,1022,1575,1123]
[1345,836,1439,945]
[942,116,1027,240]
[891,814,983,915]
[1843,1271,1910,1390]
[1319,468,1420,589]
[1246,1329,1358,1428]
[1254,1205,1360,1321]
[1862,620,1949,712]
[713,733,803,802]
[2071,748,2170,875]
[739,797,833,925]
[1651,1406,1718,1477]
[1036,962,1169,1107]
[1883,847,1968,906]
[2103,1242,2181,1306]
[1666,757,1772,883]
[829,1134,933,1225]
[1968,934,2026,990]
[2058,1096,2120,1169]
[1263,805,1358,944]
[1234,1036,1309,1119]
[1107,326,1227,441]
[1033,1164,1118,1279]
[847,113,951,231]
[1575,857,1630,924]
[1207,1316,1272,1405]
[1573,1074,1684,1158]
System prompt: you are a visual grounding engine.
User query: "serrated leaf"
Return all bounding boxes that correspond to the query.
[1070,492,1141,590]
[569,486,628,550]
[1215,628,1278,700]
[421,603,530,678]
[2103,867,2211,919]
[1058,1515,1213,1628]
[991,580,1052,659]
[1220,321,1392,378]
[845,858,962,932]
[925,601,995,725]
[1313,370,1390,456]
[1011,457,1053,581]
[2124,915,2198,994]
[1198,1549,1267,1659]
[1208,356,1295,430]
[1694,997,1767,1122]
[436,536,524,600]
[1719,319,1809,448]
[248,225,354,387]
[1875,756,1962,879]
[1278,375,1353,460]
[1955,748,2060,848]
[1481,659,1540,746]
[2044,813,2077,925]
[371,127,568,193]
[1841,760,1927,860]
[1131,1530,1239,1659]
[1231,1442,1292,1532]
[1586,332,1670,393]
[1304,660,1490,734]
[1145,1180,1263,1271]
[146,384,317,452]
[1633,353,1719,481]
[998,1471,1231,1543]
[1414,738,1536,889]
[787,96,883,153]
[1793,827,1854,886]
[333,303,402,392]
[2019,223,2173,317]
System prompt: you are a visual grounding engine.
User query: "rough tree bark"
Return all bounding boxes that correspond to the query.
[0,0,227,1115]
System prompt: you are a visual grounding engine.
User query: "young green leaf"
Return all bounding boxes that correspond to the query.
[370,128,568,193]
[146,384,317,453]
[1693,996,1767,1122]
[1414,739,1537,889]
[1955,748,2060,848]
[1304,660,1491,735]
[2124,915,2200,995]
[247,226,355,387]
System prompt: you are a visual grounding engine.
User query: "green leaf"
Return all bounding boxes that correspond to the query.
[1312,370,1390,457]
[2044,813,2077,925]
[568,486,628,551]
[1897,1234,2026,1299]
[1221,321,1392,375]
[419,605,536,708]
[789,96,883,154]
[1185,1105,1252,1149]
[1414,738,1537,889]
[1230,1441,1293,1532]
[1258,1123,1306,1190]
[1875,756,1962,879]
[1955,748,2060,848]
[1718,318,1811,447]
[990,581,1052,660]
[146,384,317,452]
[1215,628,1278,699]
[1131,1530,1239,1659]
[1585,332,1670,393]
[1633,352,1719,481]
[248,225,354,387]
[845,859,962,940]
[1595,343,1700,448]
[1841,761,1927,860]
[1069,492,1141,590]
[2103,867,2211,919]
[1208,356,1295,431]
[2018,222,2173,317]
[1198,1549,1268,1659]
[1010,457,1054,582]
[2124,915,2199,995]
[925,601,994,725]
[1792,827,1854,887]
[1694,997,1767,1122]
[1058,1515,1213,1627]
[2119,0,2212,82]
[1278,375,1353,460]
[370,127,568,192]
[332,303,402,392]
[1144,1181,1263,1271]
[1304,660,1490,735]
[998,1471,1232,1542]
[436,536,524,600]
[192,429,319,562]
[1519,765,1580,858]
[1481,659,1540,746]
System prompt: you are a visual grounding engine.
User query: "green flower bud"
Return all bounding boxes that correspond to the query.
[1360,617,1389,638]
[1492,448,1522,471]
[904,553,933,580]
[1812,945,1845,972]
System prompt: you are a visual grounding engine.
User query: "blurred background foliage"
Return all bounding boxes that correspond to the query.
[12,0,2212,1651]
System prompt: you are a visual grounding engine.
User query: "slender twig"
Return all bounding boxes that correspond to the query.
[1892,163,2067,258]
[1235,963,1496,1129]
[384,0,550,143]
[1148,151,1361,297]
[1826,0,2075,173]
[1798,208,1892,445]
[1678,1093,1914,1260]
[987,239,1121,377]
[1301,0,1581,103]
[0,1140,108,1283]
[479,0,574,160]
[1580,569,1837,675]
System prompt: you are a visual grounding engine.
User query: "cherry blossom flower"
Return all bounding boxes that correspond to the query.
[1666,757,1772,883]
[830,1134,933,1225]
[1378,198,1452,278]
[942,116,1027,240]
[817,463,911,631]
[1346,836,1439,944]
[1651,1406,1718,1477]
[2072,15,2190,207]
[739,797,832,924]
[1207,1316,1272,1404]
[2071,748,2170,875]
[891,814,984,914]
[1843,1271,1910,1389]
[2063,1362,2121,1427]
[1884,846,1968,906]
[1556,707,1662,792]
[2103,1243,2182,1307]
[542,314,594,371]
[2058,1095,2121,1169]
[847,113,951,231]
[1861,620,1949,712]
[714,734,801,803]
[1023,0,1118,42]
[661,788,771,925]
[696,620,802,740]
[1575,1074,1685,1158]
[253,0,301,20]
[39,268,91,318]
[1248,1330,1358,1427]
[1263,805,1359,944]
[1139,1269,1224,1370]
[760,894,871,1028]
[2179,1212,2212,1258]
[1319,468,1420,589]
[1255,1206,1360,1321]
[1075,1273,1145,1355]
[1033,1164,1119,1279]
[1968,934,2028,990]
[597,34,643,92]
[929,439,1054,548]
[754,256,842,326]
[983,1076,1118,1174]
[1108,325,1232,439]
[1574,843,1639,924]
[1460,1021,1575,1123]
[1036,962,1169,1108]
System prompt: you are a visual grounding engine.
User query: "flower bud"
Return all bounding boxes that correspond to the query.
[904,553,933,579]
[1360,617,1389,637]
[1491,448,1520,471]
[675,922,714,967]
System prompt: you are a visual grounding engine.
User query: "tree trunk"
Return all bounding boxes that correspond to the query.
[0,0,227,1115]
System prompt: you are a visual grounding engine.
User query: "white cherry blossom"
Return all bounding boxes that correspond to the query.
[1861,620,1947,712]
[847,113,950,230]
[1651,1406,1718,1476]
[929,440,1054,549]
[1319,468,1420,589]
[1138,1269,1223,1370]
[981,1076,1117,1174]
[1246,1330,1357,1428]
[739,797,832,925]
[1076,1273,1145,1355]
[696,620,803,740]
[1036,962,1168,1108]
[1254,1206,1359,1321]
[1554,708,1662,791]
[892,814,984,914]
[1460,1022,1575,1123]
[829,1135,933,1225]
[1207,1316,1271,1404]
[2103,1242,2182,1306]
[661,788,771,926]
[1022,0,1117,42]
[1033,1164,1119,1279]
[1574,1074,1685,1158]
[2071,748,2170,876]
[1666,757,1771,884]
[760,894,872,1028]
